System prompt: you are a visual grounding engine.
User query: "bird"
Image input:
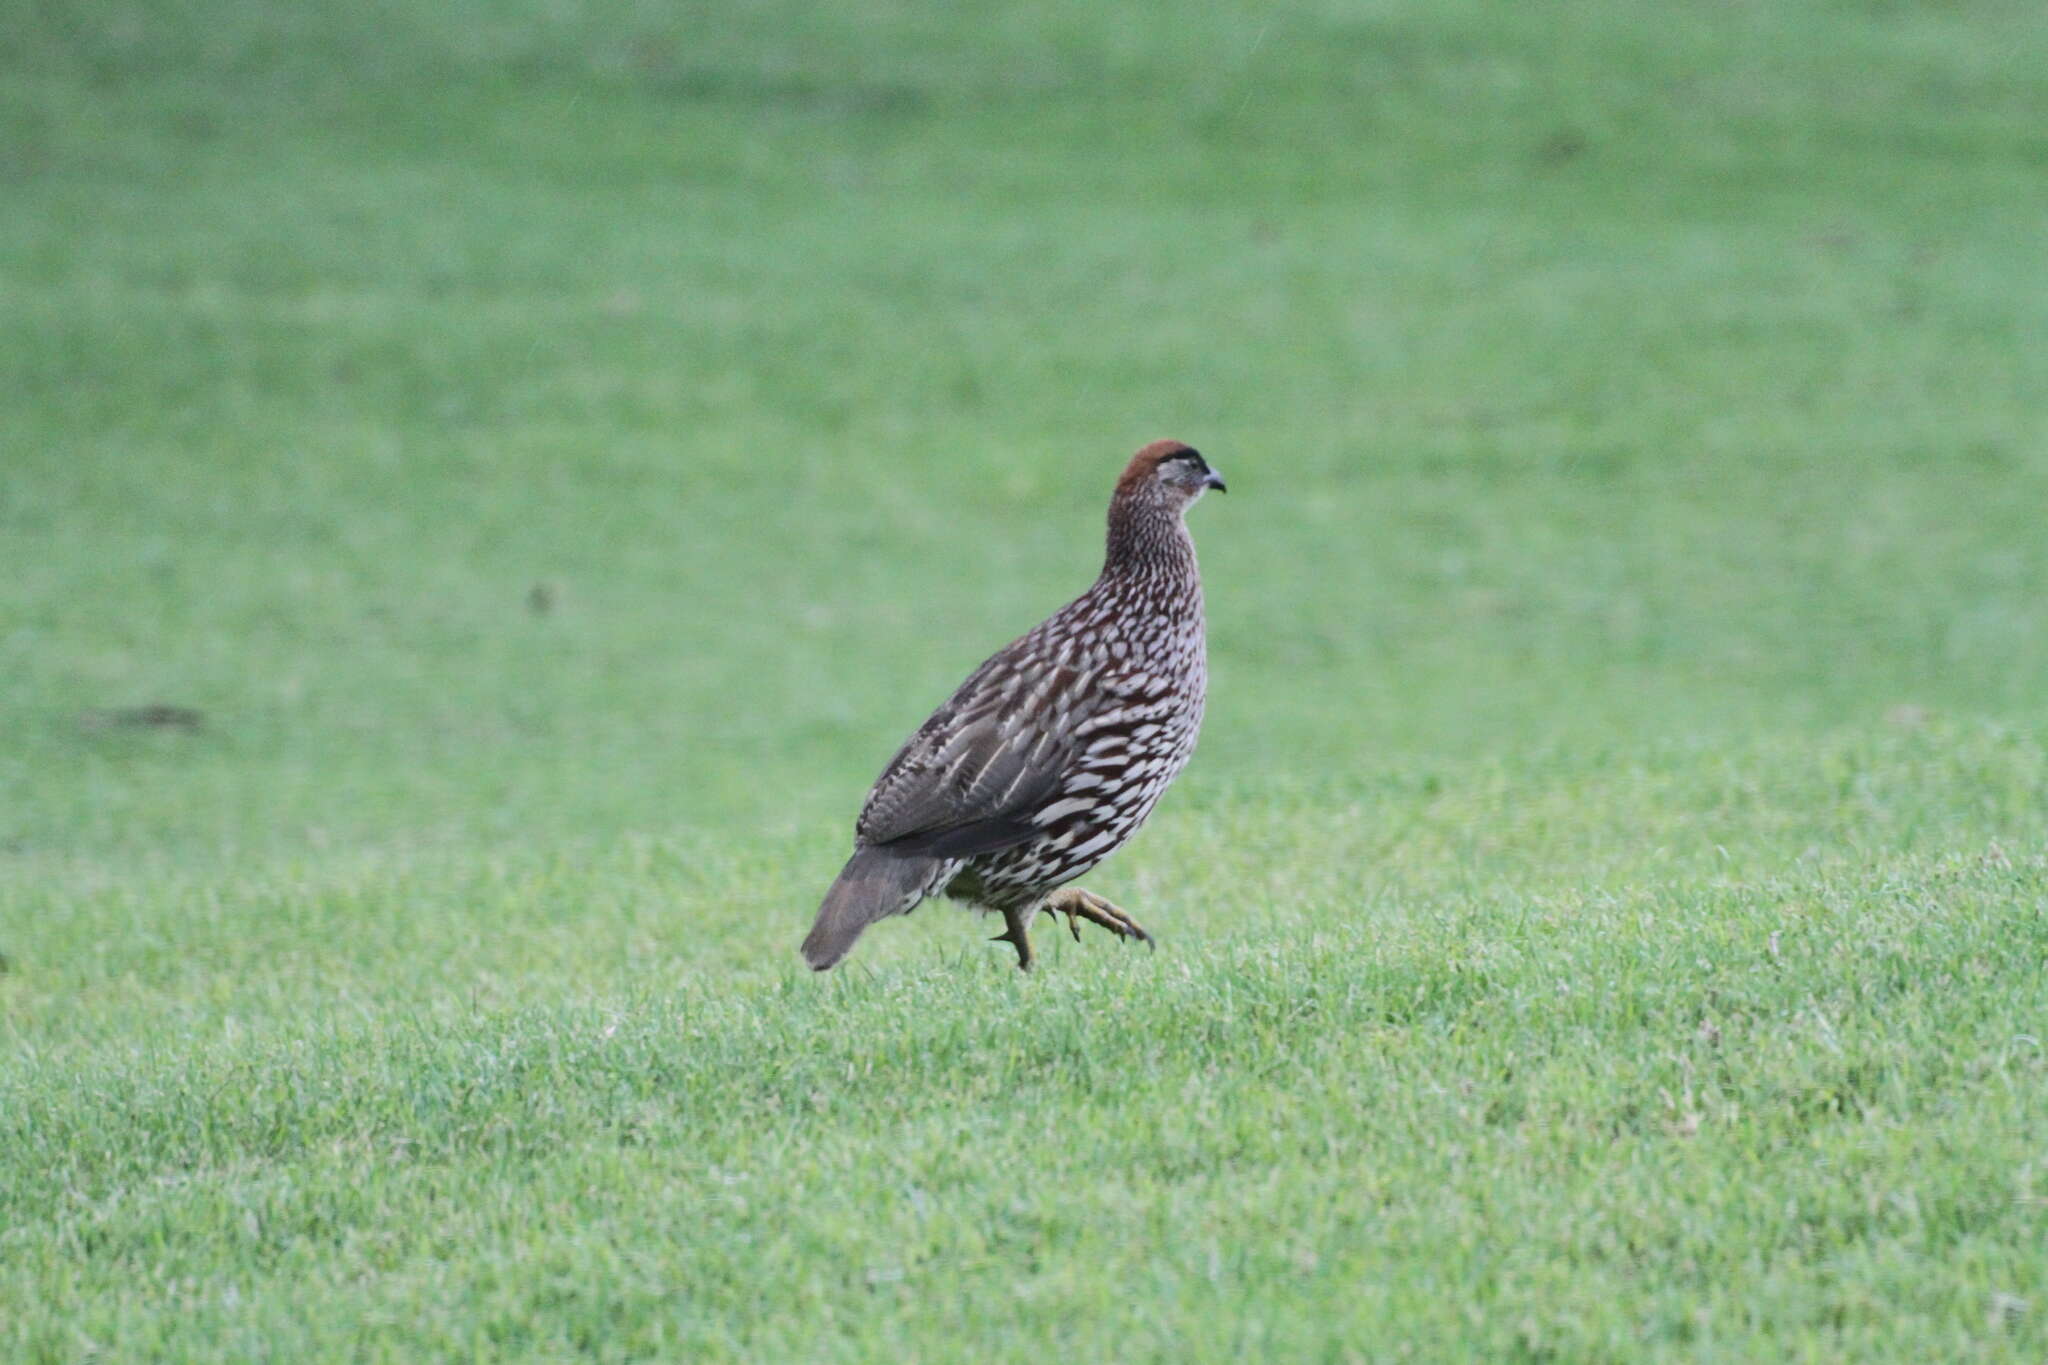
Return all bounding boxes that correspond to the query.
[801,439,1226,971]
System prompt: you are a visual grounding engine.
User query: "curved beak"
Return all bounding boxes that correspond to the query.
[1203,467,1228,494]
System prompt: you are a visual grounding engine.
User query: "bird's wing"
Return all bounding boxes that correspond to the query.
[855,639,1101,858]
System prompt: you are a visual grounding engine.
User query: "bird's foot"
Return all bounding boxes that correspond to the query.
[991,907,1035,971]
[1043,888,1154,950]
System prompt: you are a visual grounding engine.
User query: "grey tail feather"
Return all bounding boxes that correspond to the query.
[801,846,938,971]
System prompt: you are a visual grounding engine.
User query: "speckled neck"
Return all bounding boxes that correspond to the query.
[1104,493,1197,585]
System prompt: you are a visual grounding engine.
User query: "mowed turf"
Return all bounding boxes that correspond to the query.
[5,0,2048,1358]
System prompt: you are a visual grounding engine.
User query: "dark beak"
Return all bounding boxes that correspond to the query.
[1203,467,1227,493]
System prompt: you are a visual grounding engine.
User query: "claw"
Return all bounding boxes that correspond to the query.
[1043,888,1154,953]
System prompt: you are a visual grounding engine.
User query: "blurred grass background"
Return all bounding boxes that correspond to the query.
[9,0,2047,858]
[5,0,2048,1358]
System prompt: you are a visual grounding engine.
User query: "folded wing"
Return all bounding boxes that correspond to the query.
[856,642,1097,859]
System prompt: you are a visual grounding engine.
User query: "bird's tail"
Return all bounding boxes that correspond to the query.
[800,846,939,971]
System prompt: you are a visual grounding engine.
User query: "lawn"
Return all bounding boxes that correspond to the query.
[5,0,2048,1357]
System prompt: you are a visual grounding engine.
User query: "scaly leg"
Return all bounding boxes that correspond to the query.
[1044,887,1154,950]
[990,905,1035,971]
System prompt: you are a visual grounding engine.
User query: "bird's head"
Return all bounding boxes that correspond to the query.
[1114,440,1227,512]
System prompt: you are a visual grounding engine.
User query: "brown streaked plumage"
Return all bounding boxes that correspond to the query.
[801,439,1226,971]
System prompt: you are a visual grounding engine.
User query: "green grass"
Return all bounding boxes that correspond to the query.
[6,0,2048,1357]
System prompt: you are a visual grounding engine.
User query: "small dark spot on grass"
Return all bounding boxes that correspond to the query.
[79,704,205,732]
[170,109,218,143]
[1805,225,1860,254]
[1535,129,1587,166]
